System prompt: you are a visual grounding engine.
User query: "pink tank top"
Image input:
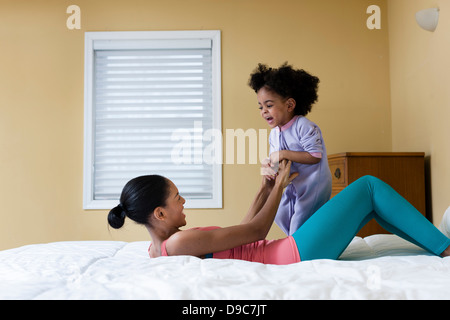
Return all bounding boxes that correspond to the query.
[149,226,301,265]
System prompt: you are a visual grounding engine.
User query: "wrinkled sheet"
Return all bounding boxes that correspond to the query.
[0,234,449,299]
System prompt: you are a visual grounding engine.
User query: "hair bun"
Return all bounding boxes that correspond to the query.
[107,205,127,229]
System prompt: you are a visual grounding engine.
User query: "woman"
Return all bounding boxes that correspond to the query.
[108,161,450,264]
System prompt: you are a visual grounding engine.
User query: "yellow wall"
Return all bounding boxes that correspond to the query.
[388,0,450,226]
[0,0,392,250]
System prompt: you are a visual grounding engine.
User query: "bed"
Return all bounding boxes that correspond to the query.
[1,234,449,300]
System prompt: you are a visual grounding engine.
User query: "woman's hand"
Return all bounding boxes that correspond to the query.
[275,160,299,188]
[261,170,276,190]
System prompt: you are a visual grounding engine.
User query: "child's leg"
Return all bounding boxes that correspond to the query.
[290,188,328,237]
[292,175,450,261]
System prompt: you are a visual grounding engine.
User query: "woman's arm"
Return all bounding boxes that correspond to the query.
[166,161,298,257]
[240,177,274,224]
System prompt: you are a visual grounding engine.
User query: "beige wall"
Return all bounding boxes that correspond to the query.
[0,0,393,250]
[388,0,450,226]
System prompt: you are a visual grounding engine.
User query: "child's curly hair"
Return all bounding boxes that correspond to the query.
[248,62,320,116]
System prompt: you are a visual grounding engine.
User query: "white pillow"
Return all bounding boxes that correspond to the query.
[438,206,450,238]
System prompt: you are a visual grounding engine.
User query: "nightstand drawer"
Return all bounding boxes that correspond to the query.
[328,158,346,186]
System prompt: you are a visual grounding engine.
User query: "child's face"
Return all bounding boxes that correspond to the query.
[257,87,295,128]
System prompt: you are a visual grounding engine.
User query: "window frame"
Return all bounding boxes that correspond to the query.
[83,30,222,210]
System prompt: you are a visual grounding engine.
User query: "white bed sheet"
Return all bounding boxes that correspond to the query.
[0,234,449,300]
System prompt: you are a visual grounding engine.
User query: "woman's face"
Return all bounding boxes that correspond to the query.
[257,87,295,128]
[162,180,187,228]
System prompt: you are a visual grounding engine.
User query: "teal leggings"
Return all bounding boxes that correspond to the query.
[292,175,450,261]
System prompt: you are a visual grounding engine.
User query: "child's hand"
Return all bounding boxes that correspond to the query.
[261,158,277,180]
[269,151,283,174]
[269,151,282,166]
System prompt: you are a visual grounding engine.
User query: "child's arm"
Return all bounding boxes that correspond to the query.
[271,150,321,165]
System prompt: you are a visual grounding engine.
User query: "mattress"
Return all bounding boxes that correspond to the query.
[0,234,449,300]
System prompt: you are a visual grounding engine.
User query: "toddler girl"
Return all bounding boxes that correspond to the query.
[248,63,332,235]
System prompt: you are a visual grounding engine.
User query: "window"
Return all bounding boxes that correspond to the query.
[83,31,222,209]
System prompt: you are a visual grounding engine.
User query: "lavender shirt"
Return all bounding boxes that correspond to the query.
[269,116,332,235]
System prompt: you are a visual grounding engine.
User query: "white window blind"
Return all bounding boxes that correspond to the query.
[84,31,222,209]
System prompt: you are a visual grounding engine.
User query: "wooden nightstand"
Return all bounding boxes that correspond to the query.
[328,152,427,237]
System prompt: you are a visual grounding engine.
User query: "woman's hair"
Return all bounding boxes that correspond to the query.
[248,62,320,116]
[108,175,170,229]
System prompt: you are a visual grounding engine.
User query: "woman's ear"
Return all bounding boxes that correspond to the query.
[153,207,165,221]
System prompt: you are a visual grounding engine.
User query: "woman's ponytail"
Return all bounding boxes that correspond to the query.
[108,204,127,229]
